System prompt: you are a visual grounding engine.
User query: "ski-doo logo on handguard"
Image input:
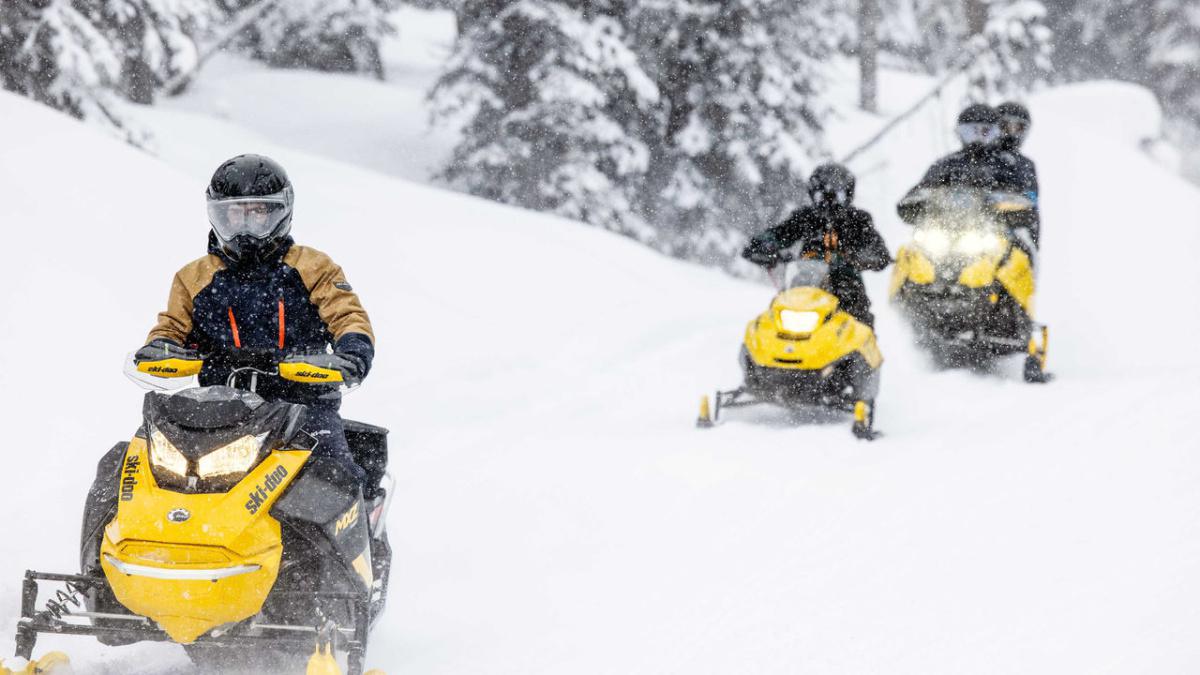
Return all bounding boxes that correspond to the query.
[120,455,141,502]
[295,370,330,379]
[244,465,290,515]
[146,365,179,374]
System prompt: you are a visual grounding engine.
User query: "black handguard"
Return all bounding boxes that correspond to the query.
[134,338,201,364]
[283,351,366,387]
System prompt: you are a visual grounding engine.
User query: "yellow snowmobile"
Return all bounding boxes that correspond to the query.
[15,351,391,675]
[891,186,1051,382]
[698,258,883,439]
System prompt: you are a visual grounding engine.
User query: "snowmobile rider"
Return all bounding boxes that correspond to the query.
[909,103,1023,193]
[742,163,891,327]
[132,154,376,494]
[898,103,1038,254]
[996,101,1041,248]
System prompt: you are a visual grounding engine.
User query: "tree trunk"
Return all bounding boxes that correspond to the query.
[966,0,988,36]
[858,0,879,113]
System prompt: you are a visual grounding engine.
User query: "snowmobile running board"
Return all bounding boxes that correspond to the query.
[15,570,370,668]
[715,388,860,416]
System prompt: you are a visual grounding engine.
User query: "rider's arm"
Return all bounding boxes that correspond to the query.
[146,254,224,347]
[840,211,891,272]
[743,211,807,266]
[284,246,376,377]
[1004,156,1041,248]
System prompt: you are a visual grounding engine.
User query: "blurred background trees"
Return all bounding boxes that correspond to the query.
[1,0,1197,262]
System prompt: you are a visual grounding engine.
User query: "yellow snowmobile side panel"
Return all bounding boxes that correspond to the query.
[136,358,203,378]
[889,245,935,298]
[744,287,882,371]
[997,247,1036,315]
[100,439,310,644]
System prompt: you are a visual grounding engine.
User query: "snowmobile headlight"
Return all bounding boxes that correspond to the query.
[149,427,188,478]
[914,228,952,257]
[778,310,821,334]
[197,433,268,479]
[954,231,1003,256]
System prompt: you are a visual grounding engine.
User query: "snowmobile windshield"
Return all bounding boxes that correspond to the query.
[787,259,832,289]
[956,122,1000,146]
[207,196,290,241]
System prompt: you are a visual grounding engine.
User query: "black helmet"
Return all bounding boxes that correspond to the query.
[808,163,856,207]
[206,154,295,263]
[996,101,1031,150]
[955,104,1001,148]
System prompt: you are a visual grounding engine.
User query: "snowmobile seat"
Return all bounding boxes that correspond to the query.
[343,419,389,499]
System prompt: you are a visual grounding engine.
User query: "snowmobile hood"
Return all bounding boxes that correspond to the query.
[771,287,840,318]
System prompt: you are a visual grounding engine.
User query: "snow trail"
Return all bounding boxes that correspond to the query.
[0,63,1198,675]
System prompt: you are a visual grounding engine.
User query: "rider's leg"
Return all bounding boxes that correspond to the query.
[301,407,368,490]
[832,274,875,328]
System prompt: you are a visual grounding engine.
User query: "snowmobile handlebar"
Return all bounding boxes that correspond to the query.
[131,348,352,388]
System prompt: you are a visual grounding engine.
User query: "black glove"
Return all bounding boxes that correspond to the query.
[745,247,796,268]
[134,338,200,364]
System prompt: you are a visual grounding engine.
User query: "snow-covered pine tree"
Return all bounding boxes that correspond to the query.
[1145,0,1200,123]
[630,0,834,263]
[967,0,1054,101]
[218,0,400,78]
[1041,0,1147,82]
[433,0,661,242]
[434,0,835,266]
[910,0,969,72]
[0,0,207,135]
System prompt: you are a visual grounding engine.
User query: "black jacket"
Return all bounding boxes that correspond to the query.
[999,149,1041,247]
[743,205,891,273]
[917,146,1025,193]
[742,206,890,325]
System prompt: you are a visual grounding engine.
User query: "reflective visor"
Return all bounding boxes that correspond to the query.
[957,122,1000,145]
[207,196,290,241]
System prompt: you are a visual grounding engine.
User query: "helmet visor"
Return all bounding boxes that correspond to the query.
[957,122,1000,146]
[207,196,290,241]
[812,189,851,206]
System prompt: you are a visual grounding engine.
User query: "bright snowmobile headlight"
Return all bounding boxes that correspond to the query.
[197,433,268,479]
[914,229,952,257]
[778,310,821,334]
[149,427,188,478]
[954,231,1003,256]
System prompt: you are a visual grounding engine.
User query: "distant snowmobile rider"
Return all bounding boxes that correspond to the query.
[899,104,1037,250]
[132,154,376,493]
[743,163,891,327]
[996,101,1041,247]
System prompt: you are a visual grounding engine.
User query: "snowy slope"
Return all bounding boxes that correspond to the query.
[2,57,1200,675]
[158,8,458,183]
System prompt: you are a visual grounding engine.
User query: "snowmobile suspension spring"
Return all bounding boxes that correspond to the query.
[35,582,86,621]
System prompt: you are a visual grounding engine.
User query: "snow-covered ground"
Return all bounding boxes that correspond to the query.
[2,11,1200,674]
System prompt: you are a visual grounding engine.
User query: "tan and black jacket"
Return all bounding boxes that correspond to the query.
[148,235,374,409]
